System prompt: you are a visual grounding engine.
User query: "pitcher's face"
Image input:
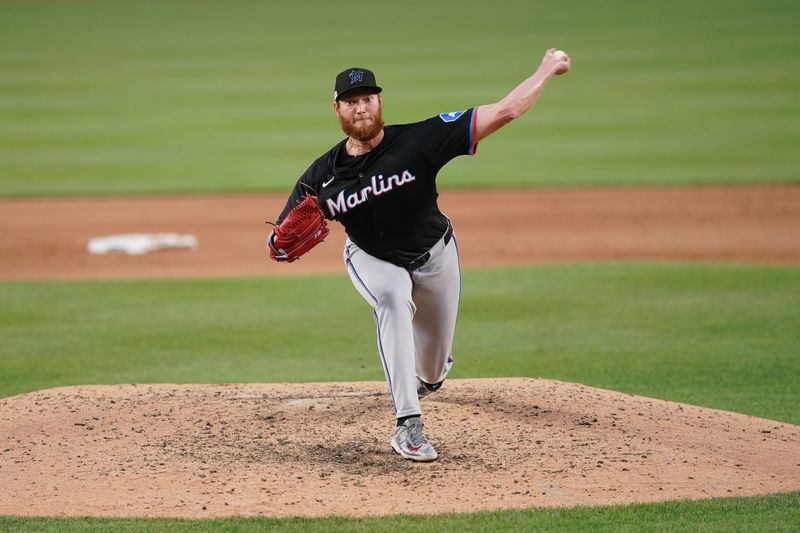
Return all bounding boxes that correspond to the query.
[334,91,383,141]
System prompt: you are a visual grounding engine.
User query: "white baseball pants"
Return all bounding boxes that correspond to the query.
[344,231,460,418]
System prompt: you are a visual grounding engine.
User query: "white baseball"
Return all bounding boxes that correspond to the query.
[553,50,568,60]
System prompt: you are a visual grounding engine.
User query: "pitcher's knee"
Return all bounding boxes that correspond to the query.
[375,288,415,314]
[419,365,449,386]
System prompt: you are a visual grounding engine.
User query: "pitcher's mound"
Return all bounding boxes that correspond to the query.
[1,378,798,518]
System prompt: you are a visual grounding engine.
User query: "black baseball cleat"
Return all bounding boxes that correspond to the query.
[416,378,444,399]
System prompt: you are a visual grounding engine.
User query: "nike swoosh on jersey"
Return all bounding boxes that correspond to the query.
[322,177,335,187]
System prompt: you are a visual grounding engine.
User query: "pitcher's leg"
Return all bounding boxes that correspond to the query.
[411,235,461,385]
[344,242,421,418]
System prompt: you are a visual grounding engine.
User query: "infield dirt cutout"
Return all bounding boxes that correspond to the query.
[1,379,799,518]
[1,185,799,280]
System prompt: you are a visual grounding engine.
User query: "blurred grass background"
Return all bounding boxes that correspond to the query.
[1,0,799,196]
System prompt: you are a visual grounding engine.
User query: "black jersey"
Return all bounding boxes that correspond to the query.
[278,107,478,266]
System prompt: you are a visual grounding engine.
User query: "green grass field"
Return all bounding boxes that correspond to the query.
[1,0,799,197]
[2,0,799,530]
[2,263,799,530]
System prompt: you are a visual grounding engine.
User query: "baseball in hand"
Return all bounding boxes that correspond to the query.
[553,49,569,75]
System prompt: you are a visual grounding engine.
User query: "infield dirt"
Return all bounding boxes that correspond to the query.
[1,185,799,280]
[1,379,799,518]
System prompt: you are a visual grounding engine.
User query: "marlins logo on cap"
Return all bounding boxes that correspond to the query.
[334,67,382,101]
[348,69,364,85]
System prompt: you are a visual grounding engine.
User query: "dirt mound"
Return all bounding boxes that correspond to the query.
[1,378,798,518]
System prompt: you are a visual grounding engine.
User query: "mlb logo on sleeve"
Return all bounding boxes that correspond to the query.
[439,111,464,122]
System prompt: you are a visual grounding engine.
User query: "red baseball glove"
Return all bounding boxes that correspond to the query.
[267,194,329,262]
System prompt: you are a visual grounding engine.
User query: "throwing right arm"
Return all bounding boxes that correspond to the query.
[473,48,571,143]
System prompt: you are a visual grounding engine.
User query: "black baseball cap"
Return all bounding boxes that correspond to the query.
[333,67,382,101]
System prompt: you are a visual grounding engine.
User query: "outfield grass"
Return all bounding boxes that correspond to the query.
[2,262,799,530]
[1,0,799,196]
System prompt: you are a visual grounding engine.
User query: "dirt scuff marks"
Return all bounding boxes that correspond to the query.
[1,379,799,518]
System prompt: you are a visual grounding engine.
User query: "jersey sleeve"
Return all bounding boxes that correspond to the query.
[276,158,327,224]
[418,106,479,169]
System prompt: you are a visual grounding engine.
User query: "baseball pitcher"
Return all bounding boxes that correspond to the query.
[269,48,571,461]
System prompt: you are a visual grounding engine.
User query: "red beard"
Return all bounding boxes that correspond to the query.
[339,108,385,142]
